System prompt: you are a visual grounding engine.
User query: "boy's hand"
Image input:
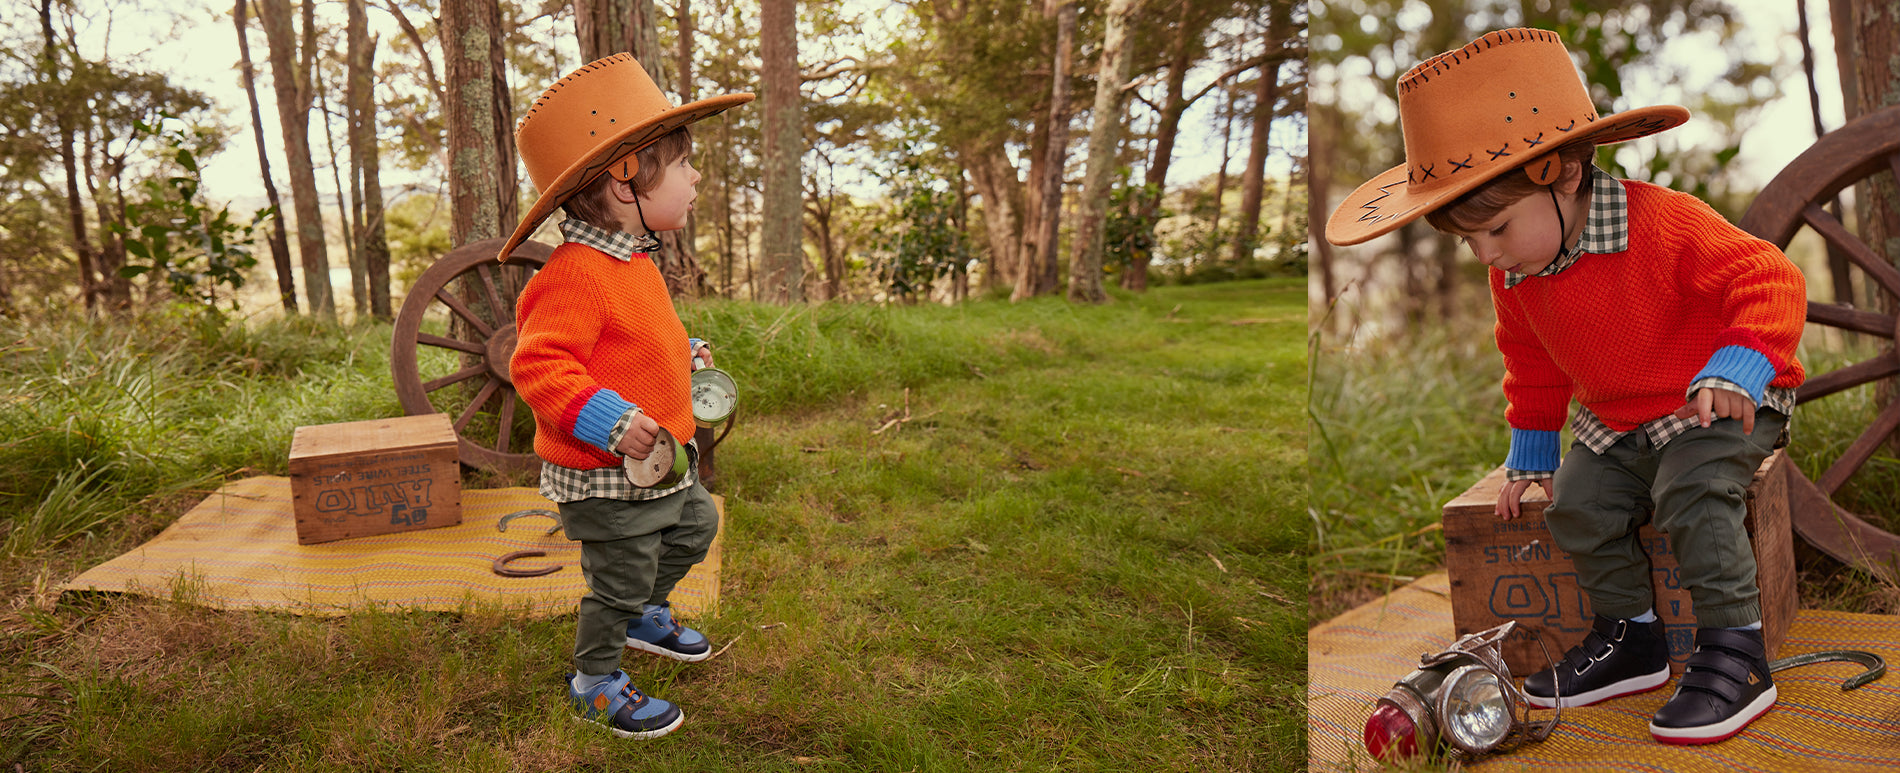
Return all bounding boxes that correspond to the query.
[616,413,661,460]
[692,343,714,369]
[1496,477,1553,521]
[1673,387,1756,434]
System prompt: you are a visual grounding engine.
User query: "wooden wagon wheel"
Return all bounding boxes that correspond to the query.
[391,237,553,474]
[1737,104,1900,579]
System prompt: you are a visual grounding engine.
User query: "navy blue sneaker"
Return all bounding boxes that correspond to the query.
[626,602,713,663]
[1650,627,1777,745]
[1523,614,1671,708]
[568,671,684,740]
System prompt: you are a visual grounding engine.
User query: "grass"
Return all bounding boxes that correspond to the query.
[0,278,1305,771]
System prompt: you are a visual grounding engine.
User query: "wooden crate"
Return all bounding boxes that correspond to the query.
[1442,451,1792,674]
[289,414,463,545]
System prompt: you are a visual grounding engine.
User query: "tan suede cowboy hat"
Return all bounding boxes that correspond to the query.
[1326,27,1689,246]
[498,53,753,261]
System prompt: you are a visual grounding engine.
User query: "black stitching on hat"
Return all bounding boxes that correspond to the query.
[1556,119,1577,131]
[1524,132,1546,147]
[1614,116,1668,133]
[1448,155,1474,174]
[1486,143,1512,161]
[1417,163,1437,181]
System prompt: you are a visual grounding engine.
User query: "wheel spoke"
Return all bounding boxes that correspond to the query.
[1809,301,1895,338]
[416,332,486,356]
[433,286,496,339]
[495,390,518,454]
[1797,350,1900,404]
[454,377,501,434]
[422,363,487,393]
[1803,202,1900,299]
[476,264,509,325]
[1818,397,1900,496]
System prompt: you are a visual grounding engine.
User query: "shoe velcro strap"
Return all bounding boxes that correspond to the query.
[1678,669,1746,703]
[1693,628,1766,660]
[594,672,641,717]
[1684,647,1756,680]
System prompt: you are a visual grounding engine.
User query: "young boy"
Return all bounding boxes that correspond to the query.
[501,53,752,740]
[1326,29,1806,745]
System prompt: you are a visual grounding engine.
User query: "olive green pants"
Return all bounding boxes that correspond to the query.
[1544,410,1786,630]
[559,483,719,676]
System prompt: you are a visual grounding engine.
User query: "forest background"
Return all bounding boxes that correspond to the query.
[1,0,1302,320]
[1309,0,1900,623]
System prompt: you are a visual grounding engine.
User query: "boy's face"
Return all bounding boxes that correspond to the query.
[1445,192,1567,277]
[633,154,702,233]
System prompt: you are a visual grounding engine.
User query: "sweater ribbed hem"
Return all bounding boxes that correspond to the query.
[1505,428,1561,473]
[1693,345,1776,405]
[572,389,637,455]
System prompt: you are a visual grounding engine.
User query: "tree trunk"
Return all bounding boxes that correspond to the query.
[1127,0,1195,292]
[759,0,804,303]
[1797,0,1853,305]
[315,64,362,315]
[441,0,518,246]
[1309,100,1336,332]
[258,0,335,317]
[348,0,392,320]
[1017,115,1049,289]
[1017,0,1076,302]
[42,0,98,314]
[236,0,297,312]
[1845,3,1900,302]
[962,147,1021,292]
[1066,0,1139,304]
[1231,2,1289,266]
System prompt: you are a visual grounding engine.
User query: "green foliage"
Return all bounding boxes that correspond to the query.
[870,151,969,302]
[107,117,266,319]
[0,312,391,555]
[1103,177,1164,275]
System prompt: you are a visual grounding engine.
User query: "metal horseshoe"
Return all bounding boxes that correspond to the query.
[497,508,562,536]
[492,549,562,578]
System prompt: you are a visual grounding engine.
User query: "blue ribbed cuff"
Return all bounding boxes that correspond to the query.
[1692,345,1775,405]
[572,390,637,455]
[1504,428,1560,474]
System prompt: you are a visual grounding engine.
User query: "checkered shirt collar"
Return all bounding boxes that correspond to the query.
[1505,166,1627,288]
[558,218,660,262]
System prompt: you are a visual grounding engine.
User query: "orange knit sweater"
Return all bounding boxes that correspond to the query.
[1491,180,1806,436]
[511,242,694,469]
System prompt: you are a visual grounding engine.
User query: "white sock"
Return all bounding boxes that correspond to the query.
[1631,609,1657,623]
[1728,621,1762,631]
[571,671,614,693]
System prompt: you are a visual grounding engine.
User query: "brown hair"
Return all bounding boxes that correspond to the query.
[1424,143,1597,233]
[560,127,695,228]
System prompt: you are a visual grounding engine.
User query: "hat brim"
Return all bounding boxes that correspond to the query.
[499,93,755,262]
[1326,105,1690,246]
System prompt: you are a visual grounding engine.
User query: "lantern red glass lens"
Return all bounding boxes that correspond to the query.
[1364,702,1420,760]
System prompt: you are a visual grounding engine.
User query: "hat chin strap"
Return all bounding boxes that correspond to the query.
[630,192,663,252]
[1548,185,1576,266]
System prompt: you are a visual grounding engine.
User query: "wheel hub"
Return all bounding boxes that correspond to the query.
[485,326,519,386]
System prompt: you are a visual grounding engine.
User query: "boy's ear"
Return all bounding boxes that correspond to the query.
[609,176,640,204]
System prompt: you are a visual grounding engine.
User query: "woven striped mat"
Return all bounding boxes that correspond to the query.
[1310,573,1900,771]
[60,476,720,619]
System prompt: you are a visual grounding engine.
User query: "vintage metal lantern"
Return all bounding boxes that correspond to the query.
[1363,621,1557,760]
